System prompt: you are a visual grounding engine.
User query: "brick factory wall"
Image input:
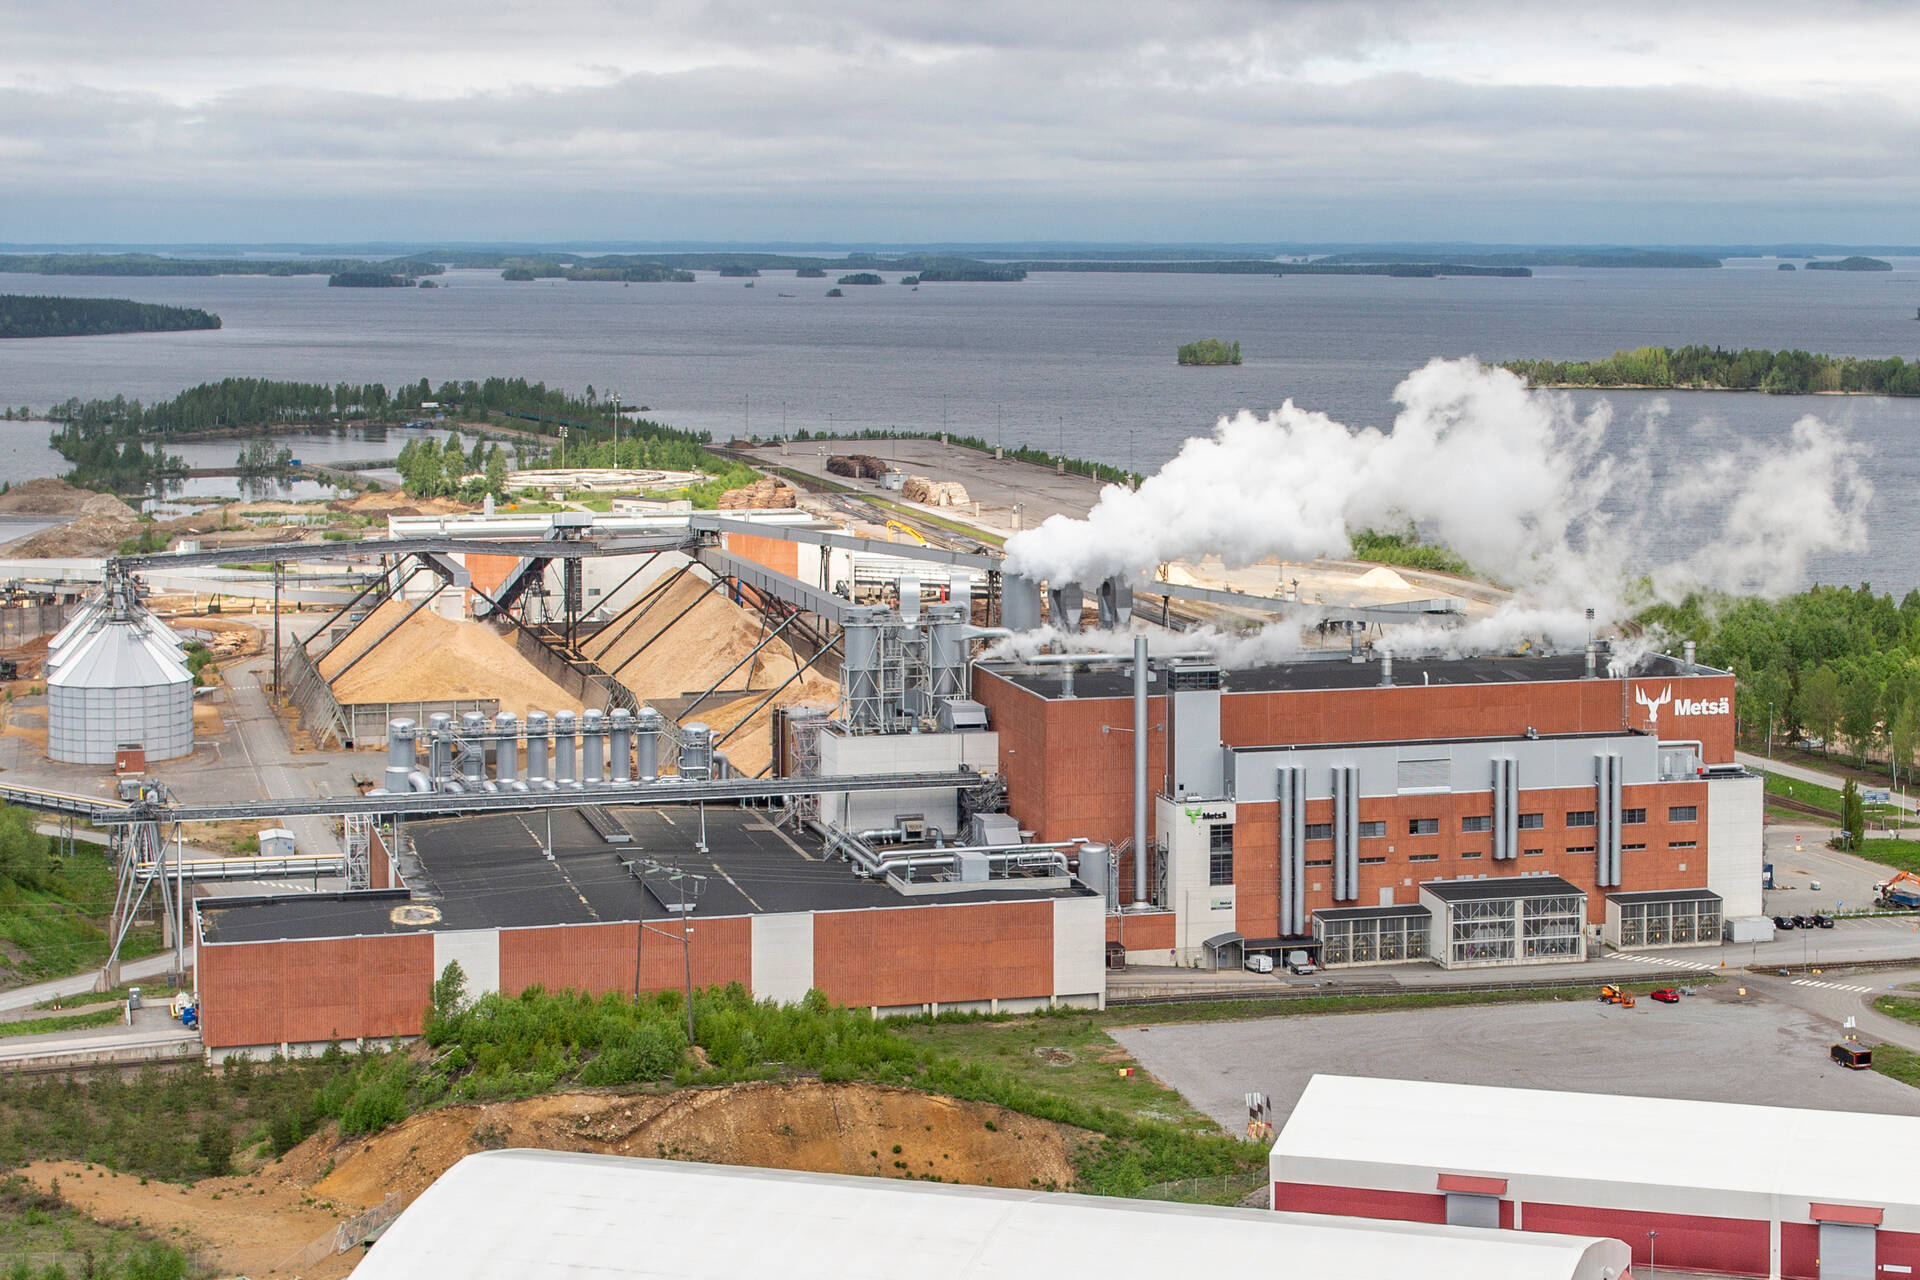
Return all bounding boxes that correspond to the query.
[499,922,640,998]
[1271,1181,1447,1225]
[1521,1203,1771,1276]
[198,934,435,1050]
[814,901,1054,1008]
[636,914,753,994]
[1235,778,1711,925]
[463,553,522,614]
[1106,911,1176,950]
[723,533,801,579]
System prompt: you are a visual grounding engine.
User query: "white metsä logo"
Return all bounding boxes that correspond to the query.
[1636,684,1729,723]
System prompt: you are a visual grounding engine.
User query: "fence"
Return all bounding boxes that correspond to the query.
[1134,1172,1270,1206]
[0,601,75,649]
[279,1192,403,1270]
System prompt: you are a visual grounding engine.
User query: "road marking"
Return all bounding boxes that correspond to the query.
[1790,978,1874,993]
[1612,953,1716,971]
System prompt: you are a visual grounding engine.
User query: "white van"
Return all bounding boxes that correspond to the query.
[1244,954,1274,974]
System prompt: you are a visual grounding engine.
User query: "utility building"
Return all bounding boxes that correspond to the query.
[1271,1075,1920,1280]
[973,645,1761,967]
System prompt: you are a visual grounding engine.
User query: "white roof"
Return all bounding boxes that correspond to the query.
[1275,1074,1920,1207]
[47,617,190,691]
[355,1151,1628,1280]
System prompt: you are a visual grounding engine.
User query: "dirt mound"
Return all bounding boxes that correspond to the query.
[328,489,475,518]
[314,1081,1077,1209]
[319,597,580,717]
[0,492,143,556]
[0,477,97,515]
[583,575,806,702]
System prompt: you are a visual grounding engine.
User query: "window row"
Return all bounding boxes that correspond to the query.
[1300,804,1693,840]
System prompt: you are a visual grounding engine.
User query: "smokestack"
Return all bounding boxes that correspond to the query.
[1683,639,1697,670]
[1133,634,1148,909]
[1585,641,1597,679]
[1349,624,1364,663]
[1379,651,1393,687]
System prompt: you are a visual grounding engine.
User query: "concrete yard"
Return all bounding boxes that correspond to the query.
[1111,991,1920,1133]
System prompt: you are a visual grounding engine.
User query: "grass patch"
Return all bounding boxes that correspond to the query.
[1348,526,1473,577]
[0,846,163,986]
[1845,838,1920,876]
[1872,1041,1920,1090]
[1873,995,1920,1027]
[0,1174,204,1278]
[1092,980,1703,1027]
[1763,769,1844,812]
[0,1007,123,1039]
[34,984,181,1013]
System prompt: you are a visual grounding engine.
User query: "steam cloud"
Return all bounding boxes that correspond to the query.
[1002,358,1870,657]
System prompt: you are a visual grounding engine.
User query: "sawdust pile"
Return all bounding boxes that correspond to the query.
[328,489,474,518]
[0,492,142,556]
[702,678,839,776]
[319,597,578,716]
[583,575,806,700]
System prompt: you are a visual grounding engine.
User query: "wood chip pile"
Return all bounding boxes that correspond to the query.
[317,597,579,716]
[580,574,808,701]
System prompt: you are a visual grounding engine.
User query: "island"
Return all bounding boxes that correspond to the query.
[795,266,826,278]
[837,272,884,286]
[0,295,221,339]
[914,263,1027,282]
[0,253,442,279]
[1177,338,1242,366]
[825,288,844,297]
[1806,256,1892,271]
[717,266,760,277]
[1502,345,1920,396]
[1778,263,1797,271]
[328,270,415,288]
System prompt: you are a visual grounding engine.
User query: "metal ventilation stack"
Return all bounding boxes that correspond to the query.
[47,579,194,765]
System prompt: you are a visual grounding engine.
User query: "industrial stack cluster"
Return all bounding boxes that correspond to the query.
[377,706,714,794]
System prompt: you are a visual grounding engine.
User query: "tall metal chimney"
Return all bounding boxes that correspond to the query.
[1379,651,1394,687]
[1132,633,1149,908]
[1683,639,1697,670]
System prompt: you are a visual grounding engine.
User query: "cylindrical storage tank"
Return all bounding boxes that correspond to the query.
[680,721,712,781]
[634,707,662,780]
[608,708,632,783]
[426,713,454,782]
[383,718,417,794]
[525,710,550,783]
[47,616,194,765]
[927,603,968,700]
[494,712,519,782]
[842,607,886,731]
[582,709,604,783]
[553,710,578,784]
[1076,841,1111,906]
[1002,574,1043,632]
[459,711,487,783]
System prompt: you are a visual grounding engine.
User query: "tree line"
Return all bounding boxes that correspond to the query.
[0,295,220,339]
[395,432,509,499]
[1644,584,1920,782]
[1504,345,1920,395]
[0,253,443,278]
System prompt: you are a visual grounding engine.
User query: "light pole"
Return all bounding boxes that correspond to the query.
[1647,1229,1658,1279]
[611,392,620,469]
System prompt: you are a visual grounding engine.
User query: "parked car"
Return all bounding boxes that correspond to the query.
[1795,914,1819,929]
[1812,913,1835,929]
[1832,1043,1873,1070]
[1650,988,1681,1004]
[1244,953,1274,974]
[1773,914,1798,930]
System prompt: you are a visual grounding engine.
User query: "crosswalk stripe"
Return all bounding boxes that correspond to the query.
[1613,953,1715,970]
[1790,978,1873,993]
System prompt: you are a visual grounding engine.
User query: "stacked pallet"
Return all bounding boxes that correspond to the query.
[716,478,798,509]
[902,476,970,507]
[826,454,890,480]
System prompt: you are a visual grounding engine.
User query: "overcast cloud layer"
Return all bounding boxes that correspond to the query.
[4,0,1918,242]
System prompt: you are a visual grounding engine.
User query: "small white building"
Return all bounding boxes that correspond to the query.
[355,1151,1631,1280]
[1271,1074,1920,1280]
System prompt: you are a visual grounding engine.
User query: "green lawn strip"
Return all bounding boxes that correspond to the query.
[0,1007,122,1038]
[1874,995,1920,1027]
[1762,770,1844,813]
[34,983,182,1013]
[1087,980,1709,1029]
[1845,838,1920,876]
[0,845,162,986]
[1872,1042,1920,1090]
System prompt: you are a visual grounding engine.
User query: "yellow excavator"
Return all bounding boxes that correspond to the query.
[885,519,929,545]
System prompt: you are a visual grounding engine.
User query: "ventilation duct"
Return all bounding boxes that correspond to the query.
[1278,765,1307,934]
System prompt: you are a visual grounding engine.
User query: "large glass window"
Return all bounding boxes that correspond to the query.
[1518,813,1545,830]
[1208,824,1234,886]
[1305,822,1333,840]
[1669,805,1698,823]
[1566,810,1596,828]
[1623,808,1647,825]
[1358,820,1386,838]
[1461,815,1493,833]
[1409,817,1439,835]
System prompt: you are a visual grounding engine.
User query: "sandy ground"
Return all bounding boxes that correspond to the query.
[15,1080,1080,1277]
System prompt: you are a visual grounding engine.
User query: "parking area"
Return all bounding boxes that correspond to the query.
[1111,989,1920,1133]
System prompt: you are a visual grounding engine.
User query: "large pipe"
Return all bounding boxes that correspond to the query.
[634,707,662,780]
[525,710,549,783]
[553,710,577,785]
[582,709,604,783]
[1379,651,1394,687]
[494,712,519,783]
[459,712,487,785]
[384,718,415,794]
[609,708,632,783]
[1133,633,1149,908]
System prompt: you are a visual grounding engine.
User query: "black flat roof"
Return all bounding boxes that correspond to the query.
[1310,903,1434,921]
[1606,888,1723,905]
[1421,873,1585,903]
[202,806,1090,945]
[981,650,1707,701]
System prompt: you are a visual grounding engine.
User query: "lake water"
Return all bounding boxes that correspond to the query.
[1,260,1916,587]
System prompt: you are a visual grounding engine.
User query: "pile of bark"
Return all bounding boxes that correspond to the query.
[902,476,970,507]
[826,454,890,480]
[716,478,798,510]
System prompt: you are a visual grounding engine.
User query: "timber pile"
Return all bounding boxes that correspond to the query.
[902,476,969,507]
[826,454,889,480]
[580,574,808,701]
[716,478,797,510]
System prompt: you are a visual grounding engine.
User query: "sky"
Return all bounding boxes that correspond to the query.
[4,0,1918,245]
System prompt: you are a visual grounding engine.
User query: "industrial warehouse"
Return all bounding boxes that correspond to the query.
[1271,1075,1920,1280]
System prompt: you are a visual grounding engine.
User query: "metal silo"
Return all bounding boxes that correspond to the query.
[47,587,194,765]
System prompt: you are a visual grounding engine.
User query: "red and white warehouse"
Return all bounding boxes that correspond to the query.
[1271,1075,1919,1280]
[973,645,1762,967]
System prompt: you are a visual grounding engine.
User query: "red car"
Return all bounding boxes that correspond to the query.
[1650,988,1681,1004]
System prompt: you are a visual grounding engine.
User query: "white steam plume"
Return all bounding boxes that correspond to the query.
[1003,359,1870,656]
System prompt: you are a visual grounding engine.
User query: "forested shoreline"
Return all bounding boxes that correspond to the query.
[0,295,219,339]
[1504,345,1920,395]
